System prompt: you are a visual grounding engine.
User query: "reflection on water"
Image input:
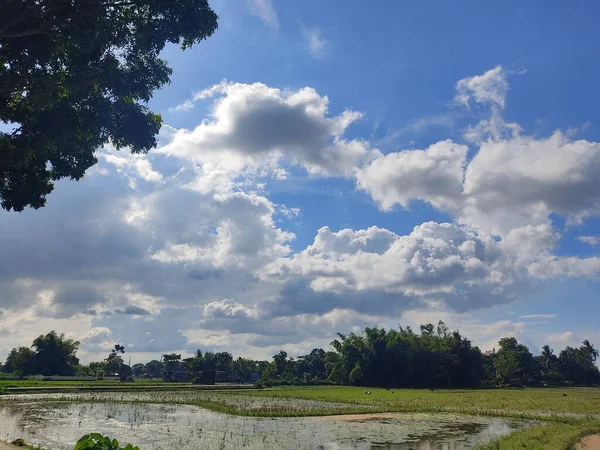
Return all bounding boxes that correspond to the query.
[0,402,530,450]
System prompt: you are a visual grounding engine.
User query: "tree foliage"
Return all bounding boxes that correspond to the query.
[2,325,598,388]
[32,330,80,376]
[0,0,218,211]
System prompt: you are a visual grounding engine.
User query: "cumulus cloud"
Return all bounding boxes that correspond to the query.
[462,132,600,234]
[3,69,600,362]
[160,82,378,187]
[528,255,600,279]
[455,65,508,109]
[263,222,524,313]
[356,140,468,211]
[357,66,600,285]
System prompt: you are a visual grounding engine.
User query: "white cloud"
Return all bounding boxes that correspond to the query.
[578,236,600,246]
[528,255,600,279]
[455,66,508,109]
[168,80,231,113]
[160,82,378,183]
[248,0,278,28]
[263,221,524,313]
[462,132,600,234]
[546,331,575,345]
[4,69,600,362]
[358,67,600,264]
[102,146,164,185]
[356,140,468,211]
[301,26,329,59]
[518,314,557,319]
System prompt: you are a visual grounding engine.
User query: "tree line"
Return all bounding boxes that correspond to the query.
[1,323,599,388]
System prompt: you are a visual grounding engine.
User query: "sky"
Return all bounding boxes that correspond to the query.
[2,0,600,365]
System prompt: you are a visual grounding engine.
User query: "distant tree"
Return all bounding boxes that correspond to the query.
[493,337,535,386]
[214,352,233,373]
[559,344,600,386]
[272,350,288,377]
[89,361,107,377]
[131,363,145,378]
[144,360,163,379]
[0,0,218,211]
[3,346,35,376]
[162,353,182,372]
[582,340,599,362]
[105,344,125,375]
[349,363,363,385]
[32,330,80,376]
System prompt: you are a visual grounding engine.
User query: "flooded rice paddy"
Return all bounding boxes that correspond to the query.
[0,396,532,450]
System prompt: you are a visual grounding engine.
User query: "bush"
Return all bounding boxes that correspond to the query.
[74,433,139,450]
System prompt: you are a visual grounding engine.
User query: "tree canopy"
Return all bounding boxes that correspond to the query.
[0,0,218,211]
[1,324,598,388]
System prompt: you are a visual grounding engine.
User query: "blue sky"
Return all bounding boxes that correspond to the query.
[1,0,600,363]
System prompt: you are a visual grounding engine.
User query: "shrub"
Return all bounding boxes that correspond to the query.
[74,433,139,450]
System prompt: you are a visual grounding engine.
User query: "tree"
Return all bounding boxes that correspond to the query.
[162,353,182,372]
[0,0,218,211]
[144,360,162,379]
[105,344,125,374]
[582,340,599,362]
[89,361,107,377]
[32,330,80,375]
[3,346,35,376]
[493,337,535,386]
[131,363,145,378]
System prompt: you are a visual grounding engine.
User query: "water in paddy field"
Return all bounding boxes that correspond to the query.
[0,402,531,450]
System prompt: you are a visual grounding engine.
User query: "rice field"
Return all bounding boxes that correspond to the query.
[0,386,599,449]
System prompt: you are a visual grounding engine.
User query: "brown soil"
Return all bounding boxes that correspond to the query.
[577,434,600,450]
[0,442,24,450]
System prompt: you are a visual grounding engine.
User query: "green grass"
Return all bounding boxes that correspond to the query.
[235,385,600,416]
[476,420,600,450]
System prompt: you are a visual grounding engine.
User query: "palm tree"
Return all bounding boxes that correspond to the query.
[540,345,556,370]
[582,340,599,362]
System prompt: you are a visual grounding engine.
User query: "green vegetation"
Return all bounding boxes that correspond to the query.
[74,434,138,450]
[232,386,600,416]
[2,323,599,391]
[3,331,80,377]
[477,421,600,450]
[1,326,598,449]
[0,0,218,211]
[1,387,599,448]
[10,437,44,449]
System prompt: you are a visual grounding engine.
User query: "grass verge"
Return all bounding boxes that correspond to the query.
[476,420,600,450]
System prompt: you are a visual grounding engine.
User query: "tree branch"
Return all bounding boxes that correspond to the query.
[0,29,49,40]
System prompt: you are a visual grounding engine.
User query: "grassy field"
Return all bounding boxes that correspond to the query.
[2,385,600,448]
[230,386,600,449]
[476,420,600,449]
[233,385,600,416]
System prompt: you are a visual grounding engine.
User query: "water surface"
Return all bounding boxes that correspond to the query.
[0,402,530,449]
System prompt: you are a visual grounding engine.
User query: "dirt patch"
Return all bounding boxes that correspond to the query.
[577,434,600,450]
[0,442,23,450]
